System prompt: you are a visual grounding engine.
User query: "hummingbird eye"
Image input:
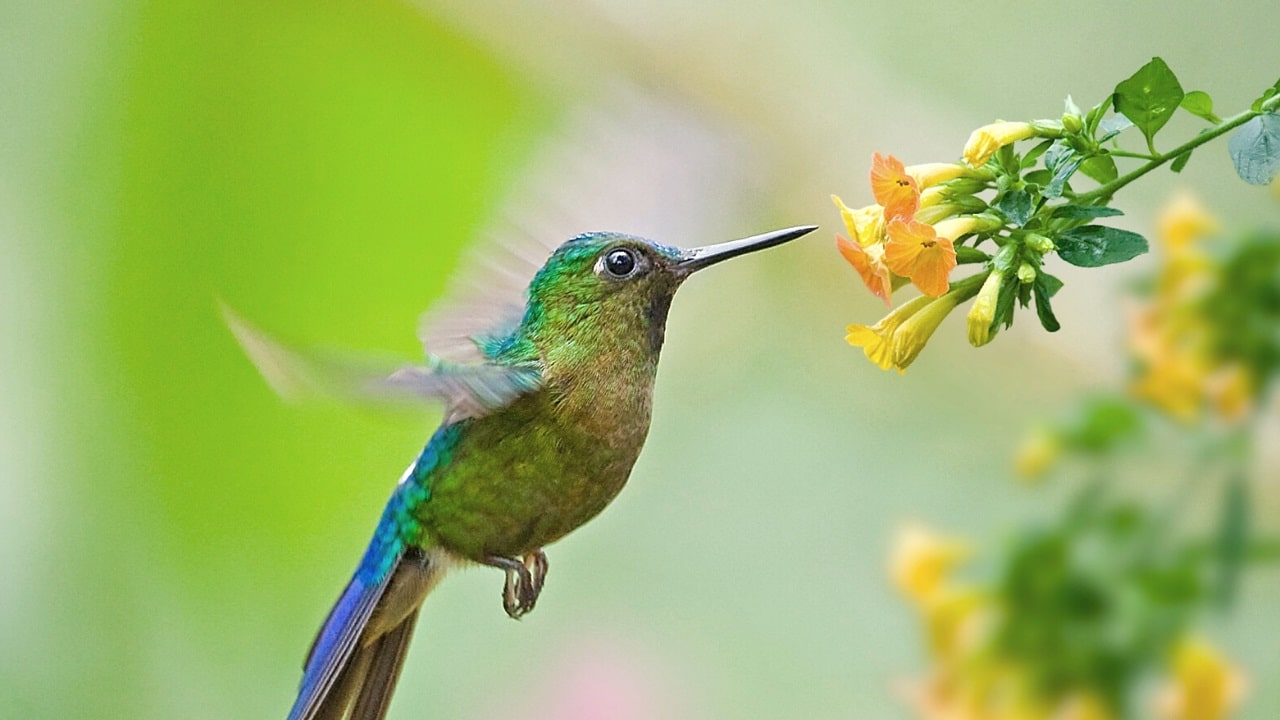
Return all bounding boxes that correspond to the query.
[600,247,639,279]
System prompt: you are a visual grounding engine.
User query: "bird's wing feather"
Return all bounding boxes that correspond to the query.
[223,303,541,419]
[415,223,558,363]
[288,561,398,720]
[346,607,421,720]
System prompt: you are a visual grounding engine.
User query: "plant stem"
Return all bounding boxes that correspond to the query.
[1077,93,1280,205]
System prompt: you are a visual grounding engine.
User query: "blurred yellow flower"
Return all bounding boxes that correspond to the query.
[1155,638,1247,720]
[1157,191,1219,254]
[891,522,971,605]
[1206,364,1254,421]
[1130,350,1208,422]
[1012,426,1062,481]
[922,588,988,663]
[963,121,1036,167]
[1057,693,1114,720]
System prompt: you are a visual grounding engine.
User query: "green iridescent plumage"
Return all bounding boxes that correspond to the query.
[233,226,815,720]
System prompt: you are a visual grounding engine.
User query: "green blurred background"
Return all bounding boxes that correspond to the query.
[3,1,1277,717]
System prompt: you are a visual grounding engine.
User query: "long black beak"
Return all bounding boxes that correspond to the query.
[677,225,818,274]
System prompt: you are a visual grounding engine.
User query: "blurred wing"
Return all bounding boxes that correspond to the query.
[415,226,556,363]
[419,86,754,363]
[223,304,541,419]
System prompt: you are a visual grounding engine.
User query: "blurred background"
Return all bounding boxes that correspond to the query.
[3,1,1278,718]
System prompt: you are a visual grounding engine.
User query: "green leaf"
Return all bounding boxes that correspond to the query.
[955,246,990,264]
[1228,113,1280,185]
[1050,205,1124,220]
[1214,475,1248,609]
[992,271,1019,331]
[1064,94,1082,118]
[1112,57,1184,150]
[1023,168,1052,188]
[1079,154,1118,185]
[1251,78,1280,113]
[1170,149,1193,173]
[1032,274,1060,332]
[992,242,1020,273]
[996,189,1034,226]
[1038,272,1064,297]
[1096,114,1134,143]
[1056,225,1149,267]
[1180,90,1221,124]
[1044,141,1083,198]
[1020,139,1055,169]
[1067,396,1142,452]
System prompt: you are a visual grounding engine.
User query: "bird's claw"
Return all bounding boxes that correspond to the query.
[484,550,549,620]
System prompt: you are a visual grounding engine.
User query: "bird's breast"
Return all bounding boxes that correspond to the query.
[416,363,659,560]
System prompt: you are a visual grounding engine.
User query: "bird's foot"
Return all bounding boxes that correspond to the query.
[483,550,549,619]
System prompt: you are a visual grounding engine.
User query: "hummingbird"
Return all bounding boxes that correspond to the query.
[229,224,816,720]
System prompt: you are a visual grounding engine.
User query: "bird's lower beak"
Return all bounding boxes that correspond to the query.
[676,225,818,275]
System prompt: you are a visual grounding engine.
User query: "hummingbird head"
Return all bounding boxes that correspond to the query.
[521,226,816,360]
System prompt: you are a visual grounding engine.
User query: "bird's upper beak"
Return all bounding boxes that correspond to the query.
[676,225,818,275]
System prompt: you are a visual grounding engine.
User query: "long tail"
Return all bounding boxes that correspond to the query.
[287,539,447,720]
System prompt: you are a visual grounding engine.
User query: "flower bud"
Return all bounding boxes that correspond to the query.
[966,270,1003,347]
[1017,263,1037,284]
[963,121,1037,167]
[1062,113,1084,134]
[1025,233,1055,253]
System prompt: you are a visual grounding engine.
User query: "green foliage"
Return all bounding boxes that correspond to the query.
[1060,396,1143,453]
[1227,113,1280,185]
[1113,57,1184,152]
[1201,230,1280,389]
[1180,91,1221,124]
[1214,475,1249,609]
[993,488,1204,711]
[1055,225,1149,268]
[1032,272,1062,332]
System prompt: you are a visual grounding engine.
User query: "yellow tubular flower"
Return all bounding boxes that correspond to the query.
[892,292,964,370]
[967,270,1003,347]
[832,194,887,248]
[932,213,1004,242]
[917,186,949,210]
[906,162,976,188]
[846,294,935,371]
[890,523,971,606]
[963,121,1037,167]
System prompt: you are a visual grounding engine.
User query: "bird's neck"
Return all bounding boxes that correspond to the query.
[523,295,671,444]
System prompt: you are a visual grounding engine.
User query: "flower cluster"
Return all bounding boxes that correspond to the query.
[1128,195,1258,423]
[892,519,1250,720]
[833,58,1280,373]
[834,154,1000,372]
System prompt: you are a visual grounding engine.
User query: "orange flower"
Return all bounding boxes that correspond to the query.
[884,218,957,297]
[871,153,920,221]
[836,235,893,306]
